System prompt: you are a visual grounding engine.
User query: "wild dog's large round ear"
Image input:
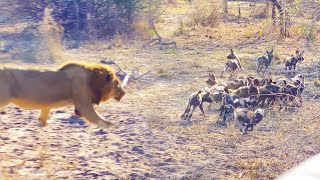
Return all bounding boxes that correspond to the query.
[211,74,216,80]
[283,80,287,85]
[224,87,230,94]
[253,79,260,86]
[247,78,253,85]
[294,80,301,86]
[267,78,273,84]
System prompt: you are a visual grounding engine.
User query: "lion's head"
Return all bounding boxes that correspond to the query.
[60,62,125,104]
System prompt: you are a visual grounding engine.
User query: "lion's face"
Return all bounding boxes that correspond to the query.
[100,74,125,102]
[110,79,126,101]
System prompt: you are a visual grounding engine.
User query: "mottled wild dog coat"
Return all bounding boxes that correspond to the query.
[281,80,303,107]
[219,94,258,124]
[221,49,243,77]
[232,78,260,98]
[206,74,247,90]
[257,78,282,109]
[235,108,265,134]
[285,50,304,70]
[181,87,213,120]
[256,49,274,74]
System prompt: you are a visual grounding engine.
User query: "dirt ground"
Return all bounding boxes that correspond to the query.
[0,43,320,179]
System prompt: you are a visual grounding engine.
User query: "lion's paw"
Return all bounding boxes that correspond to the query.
[38,121,48,127]
[98,120,114,128]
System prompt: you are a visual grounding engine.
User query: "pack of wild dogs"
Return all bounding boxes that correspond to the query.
[181,49,305,134]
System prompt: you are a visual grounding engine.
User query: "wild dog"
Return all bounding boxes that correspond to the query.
[280,80,303,108]
[232,78,260,98]
[285,50,304,70]
[234,95,259,110]
[206,73,248,90]
[207,85,230,111]
[257,78,282,109]
[181,87,213,120]
[256,49,274,75]
[206,73,228,87]
[291,74,305,95]
[221,49,243,78]
[277,73,305,97]
[219,94,259,124]
[235,108,265,134]
[218,94,239,124]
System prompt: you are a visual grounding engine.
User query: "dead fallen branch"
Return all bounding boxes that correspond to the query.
[143,20,177,50]
[100,59,161,88]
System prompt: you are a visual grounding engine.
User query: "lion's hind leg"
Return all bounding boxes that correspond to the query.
[0,92,10,114]
[38,108,50,127]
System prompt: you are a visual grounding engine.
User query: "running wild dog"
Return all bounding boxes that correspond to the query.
[285,50,305,70]
[235,108,265,134]
[219,94,258,124]
[256,49,274,74]
[181,87,212,120]
[221,49,243,78]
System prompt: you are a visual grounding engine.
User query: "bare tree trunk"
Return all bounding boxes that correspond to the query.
[270,0,284,36]
[86,0,95,39]
[223,0,228,15]
[237,0,241,18]
[266,0,270,16]
[72,0,80,47]
[272,2,276,24]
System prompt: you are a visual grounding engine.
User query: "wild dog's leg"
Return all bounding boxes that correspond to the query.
[274,96,283,111]
[220,65,228,78]
[247,124,253,131]
[242,124,249,134]
[188,104,198,120]
[199,103,208,117]
[230,70,234,78]
[263,65,268,74]
[207,102,213,112]
[39,108,50,127]
[184,106,191,120]
[239,123,246,134]
[181,102,191,120]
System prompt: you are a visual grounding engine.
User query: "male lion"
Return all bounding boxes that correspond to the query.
[0,62,125,127]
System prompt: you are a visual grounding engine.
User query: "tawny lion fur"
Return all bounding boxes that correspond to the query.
[0,62,125,127]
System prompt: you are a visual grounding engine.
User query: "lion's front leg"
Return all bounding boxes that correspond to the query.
[75,104,114,128]
[71,79,114,128]
[73,94,113,128]
[39,108,50,127]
